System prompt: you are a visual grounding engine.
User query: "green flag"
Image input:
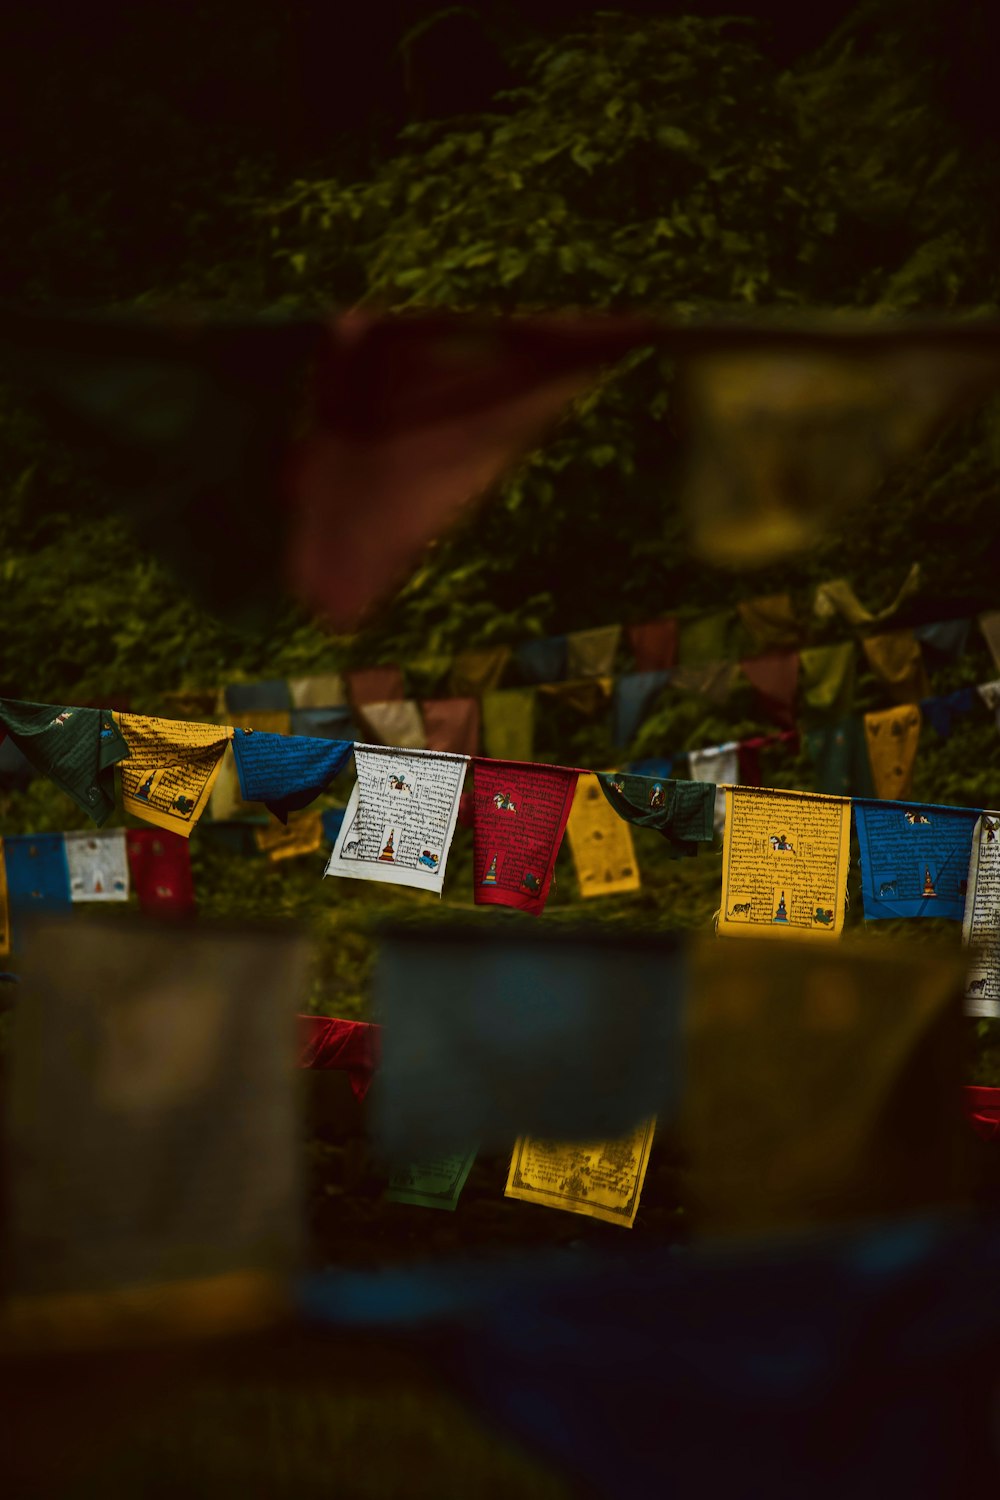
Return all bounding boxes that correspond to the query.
[0,700,129,825]
[597,773,715,858]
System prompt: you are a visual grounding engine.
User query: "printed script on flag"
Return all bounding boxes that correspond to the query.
[505,1120,656,1229]
[719,786,851,939]
[963,811,1000,1017]
[472,759,578,916]
[113,714,233,837]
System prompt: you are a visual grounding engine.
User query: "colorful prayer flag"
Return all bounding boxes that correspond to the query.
[298,1014,382,1099]
[687,742,737,836]
[863,704,921,800]
[626,619,678,671]
[357,699,427,750]
[231,727,353,822]
[505,1121,655,1229]
[565,774,640,898]
[804,718,874,797]
[962,812,1000,1017]
[288,673,347,709]
[471,759,578,915]
[670,662,740,703]
[2,834,71,944]
[597,772,715,857]
[481,687,536,762]
[914,618,971,659]
[737,593,798,648]
[114,713,233,836]
[613,671,671,747]
[799,643,856,721]
[420,697,480,757]
[739,651,799,728]
[64,829,129,902]
[566,625,621,680]
[854,799,979,922]
[253,810,325,861]
[677,611,732,667]
[449,646,512,697]
[920,688,975,740]
[223,680,292,714]
[345,666,405,708]
[514,637,567,684]
[125,828,196,915]
[0,700,128,825]
[290,705,358,741]
[862,629,928,704]
[387,1150,478,1211]
[325,745,467,896]
[718,786,851,939]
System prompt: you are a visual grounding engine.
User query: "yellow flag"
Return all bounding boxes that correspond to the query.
[449,646,511,698]
[288,674,347,709]
[737,592,798,648]
[862,629,928,704]
[254,810,324,862]
[566,625,622,679]
[505,1119,656,1229]
[114,713,234,837]
[682,933,968,1235]
[565,773,640,899]
[813,564,922,626]
[0,838,10,958]
[719,785,851,939]
[863,704,921,799]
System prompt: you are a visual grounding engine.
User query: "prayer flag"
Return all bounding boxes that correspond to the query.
[288,673,347,709]
[125,828,196,915]
[253,810,324,861]
[978,612,1000,672]
[736,729,798,788]
[626,619,678,671]
[862,629,928,704]
[325,745,467,895]
[505,1121,655,1229]
[626,756,674,778]
[613,671,671,747]
[854,799,979,922]
[597,772,715,857]
[914,618,971,659]
[321,808,346,845]
[2,834,71,946]
[670,661,740,703]
[114,713,233,836]
[471,759,578,915]
[357,699,427,749]
[799,643,856,720]
[961,812,1000,1018]
[346,666,404,708]
[420,697,480,757]
[687,742,737,836]
[739,651,799,728]
[863,704,921,800]
[231,727,353,822]
[481,688,536,762]
[387,1151,478,1211]
[813,565,922,626]
[449,646,511,697]
[298,1014,382,1099]
[6,913,306,1306]
[566,625,621,680]
[536,677,613,717]
[514,637,567,684]
[805,718,875,797]
[737,593,798,648]
[565,774,640,899]
[719,786,851,938]
[374,924,685,1154]
[64,829,129,902]
[0,700,128,825]
[677,610,732,667]
[921,687,975,740]
[223,680,292,714]
[290,705,358,741]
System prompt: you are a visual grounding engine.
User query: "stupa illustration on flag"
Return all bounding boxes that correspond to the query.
[923,866,936,897]
[379,829,396,862]
[482,853,499,885]
[773,890,789,924]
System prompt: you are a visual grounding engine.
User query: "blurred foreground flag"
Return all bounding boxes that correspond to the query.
[374,924,685,1157]
[2,915,307,1349]
[683,934,969,1235]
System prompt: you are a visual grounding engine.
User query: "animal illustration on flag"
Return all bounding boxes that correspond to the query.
[879,880,897,898]
[493,791,517,813]
[728,901,752,918]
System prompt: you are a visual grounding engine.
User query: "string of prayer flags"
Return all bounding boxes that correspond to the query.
[863,704,921,800]
[373,924,685,1155]
[566,625,621,680]
[978,613,1000,673]
[718,786,851,938]
[254,810,325,861]
[290,705,358,741]
[921,687,975,740]
[799,642,856,721]
[114,713,233,835]
[626,619,677,672]
[223,680,292,714]
[472,758,578,915]
[357,699,427,750]
[739,651,799,728]
[2,834,72,943]
[346,666,405,708]
[298,1014,382,1098]
[326,745,467,895]
[288,673,347,709]
[670,661,740,704]
[387,1150,478,1211]
[862,629,929,705]
[125,828,196,915]
[449,646,512,698]
[597,773,716,858]
[914,618,971,660]
[420,697,480,757]
[504,1121,655,1229]
[687,742,737,836]
[962,812,1000,1017]
[231,727,353,822]
[737,593,798,649]
[0,700,129,826]
[805,718,875,797]
[514,636,567,684]
[613,671,671,747]
[0,843,9,957]
[481,688,536,762]
[677,610,732,667]
[565,774,640,899]
[64,829,129,902]
[854,799,979,921]
[813,564,922,627]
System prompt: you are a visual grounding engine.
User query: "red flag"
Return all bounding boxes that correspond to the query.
[125,828,195,916]
[740,652,800,729]
[627,620,678,672]
[345,665,404,708]
[472,758,578,916]
[421,697,480,756]
[298,1015,382,1100]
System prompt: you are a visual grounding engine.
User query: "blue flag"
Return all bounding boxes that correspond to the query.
[224,679,292,713]
[3,834,71,945]
[920,688,975,740]
[232,729,353,823]
[854,799,980,921]
[291,706,359,741]
[613,670,671,747]
[513,636,567,684]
